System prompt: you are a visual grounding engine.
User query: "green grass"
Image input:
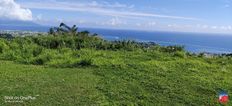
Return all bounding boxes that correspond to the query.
[0,61,107,105]
[1,35,232,105]
[1,51,232,105]
[94,57,232,105]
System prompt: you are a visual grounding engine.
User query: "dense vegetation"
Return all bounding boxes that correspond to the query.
[0,23,232,105]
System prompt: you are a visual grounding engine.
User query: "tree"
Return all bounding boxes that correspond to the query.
[70,25,78,35]
[59,23,78,35]
[49,23,78,36]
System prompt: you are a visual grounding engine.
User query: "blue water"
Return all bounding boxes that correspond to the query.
[1,26,232,53]
[83,28,232,54]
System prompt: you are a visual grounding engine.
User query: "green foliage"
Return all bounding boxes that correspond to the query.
[0,33,13,39]
[79,59,93,66]
[32,55,51,65]
[160,45,185,53]
[173,51,186,58]
[49,23,78,36]
[0,39,9,53]
[70,59,93,67]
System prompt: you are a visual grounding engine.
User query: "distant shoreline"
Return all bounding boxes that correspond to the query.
[1,28,232,54]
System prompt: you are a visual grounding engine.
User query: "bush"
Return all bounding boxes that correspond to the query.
[79,59,93,66]
[71,59,93,67]
[173,51,186,58]
[32,55,51,65]
[2,50,20,60]
[33,36,62,49]
[0,39,9,53]
[33,47,43,57]
[33,58,44,65]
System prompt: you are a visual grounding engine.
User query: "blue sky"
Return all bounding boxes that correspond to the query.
[2,0,232,33]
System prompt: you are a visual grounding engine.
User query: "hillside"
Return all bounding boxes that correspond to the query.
[0,24,232,105]
[0,20,39,26]
[0,20,46,32]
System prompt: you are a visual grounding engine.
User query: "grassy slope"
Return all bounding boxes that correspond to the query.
[0,61,107,105]
[1,49,232,105]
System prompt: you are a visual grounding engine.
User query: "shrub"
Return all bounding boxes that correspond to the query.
[71,59,93,67]
[32,55,51,65]
[173,51,186,58]
[32,36,62,49]
[2,50,20,60]
[0,39,9,53]
[33,58,45,65]
[33,47,43,57]
[198,53,205,57]
[79,59,93,66]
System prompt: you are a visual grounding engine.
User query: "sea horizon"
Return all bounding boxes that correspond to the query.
[1,25,232,54]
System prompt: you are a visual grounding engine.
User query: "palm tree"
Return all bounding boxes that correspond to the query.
[70,25,78,35]
[59,23,78,35]
[59,23,71,31]
[48,23,78,36]
[48,22,80,36]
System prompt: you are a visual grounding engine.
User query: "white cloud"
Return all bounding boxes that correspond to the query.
[101,17,127,26]
[90,1,134,9]
[20,1,198,21]
[0,0,32,21]
[211,26,218,29]
[172,24,232,33]
[228,26,232,30]
[108,17,121,26]
[220,26,227,30]
[202,25,208,29]
[136,23,142,27]
[167,24,179,28]
[147,22,157,26]
[218,26,232,30]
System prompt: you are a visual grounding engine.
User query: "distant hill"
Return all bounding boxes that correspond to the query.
[0,20,40,26]
[0,20,49,32]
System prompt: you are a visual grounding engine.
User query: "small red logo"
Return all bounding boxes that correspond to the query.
[219,91,229,104]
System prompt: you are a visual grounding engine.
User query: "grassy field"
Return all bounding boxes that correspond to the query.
[0,29,232,105]
[1,49,232,105]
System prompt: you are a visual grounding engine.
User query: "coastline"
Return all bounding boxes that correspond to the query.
[1,29,232,54]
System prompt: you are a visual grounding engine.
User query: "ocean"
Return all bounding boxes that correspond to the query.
[1,26,232,54]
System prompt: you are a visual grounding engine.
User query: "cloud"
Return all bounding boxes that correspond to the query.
[0,0,32,21]
[168,24,177,27]
[20,1,198,21]
[89,1,134,9]
[134,22,156,28]
[228,26,232,30]
[208,25,232,30]
[160,23,232,34]
[148,22,157,26]
[211,26,218,29]
[100,17,127,26]
[136,23,142,27]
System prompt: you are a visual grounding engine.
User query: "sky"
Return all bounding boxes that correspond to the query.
[0,0,232,34]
